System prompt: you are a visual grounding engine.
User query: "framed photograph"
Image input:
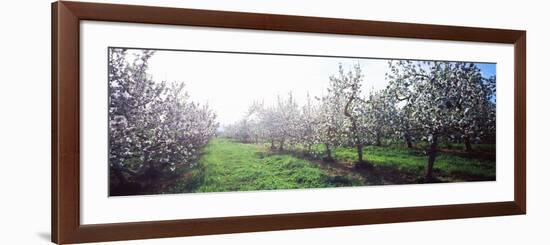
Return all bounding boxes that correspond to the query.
[52,1,526,244]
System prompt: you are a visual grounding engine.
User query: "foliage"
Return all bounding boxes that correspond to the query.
[386,60,496,179]
[108,48,218,195]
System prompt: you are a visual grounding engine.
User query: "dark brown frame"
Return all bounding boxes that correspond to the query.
[51,1,526,244]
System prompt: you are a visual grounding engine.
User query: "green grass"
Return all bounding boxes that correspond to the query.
[174,138,360,193]
[312,144,495,180]
[169,139,495,193]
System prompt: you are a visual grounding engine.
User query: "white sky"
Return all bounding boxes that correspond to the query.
[145,50,390,126]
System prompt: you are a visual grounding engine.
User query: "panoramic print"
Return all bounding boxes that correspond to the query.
[107,48,496,196]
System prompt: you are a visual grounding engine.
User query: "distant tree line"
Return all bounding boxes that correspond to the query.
[222,61,496,181]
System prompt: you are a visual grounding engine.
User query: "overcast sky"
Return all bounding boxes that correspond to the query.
[138,49,495,126]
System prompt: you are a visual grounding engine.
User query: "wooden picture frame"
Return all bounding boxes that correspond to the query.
[51,1,526,244]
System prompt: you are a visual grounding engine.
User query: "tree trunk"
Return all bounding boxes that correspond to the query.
[343,92,366,164]
[425,135,438,182]
[278,139,284,151]
[349,120,364,163]
[270,139,275,149]
[464,137,472,152]
[405,134,413,148]
[356,143,363,163]
[325,144,333,161]
[375,133,381,146]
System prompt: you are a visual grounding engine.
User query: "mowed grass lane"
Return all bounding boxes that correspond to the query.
[194,138,360,192]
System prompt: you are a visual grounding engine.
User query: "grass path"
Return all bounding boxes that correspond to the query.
[194,138,360,192]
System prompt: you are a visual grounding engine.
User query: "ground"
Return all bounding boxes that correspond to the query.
[168,138,495,194]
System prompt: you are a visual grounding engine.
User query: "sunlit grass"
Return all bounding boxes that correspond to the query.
[170,138,495,193]
[312,144,495,180]
[172,138,360,193]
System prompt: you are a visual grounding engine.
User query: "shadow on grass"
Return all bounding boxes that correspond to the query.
[262,149,421,186]
[268,147,495,186]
